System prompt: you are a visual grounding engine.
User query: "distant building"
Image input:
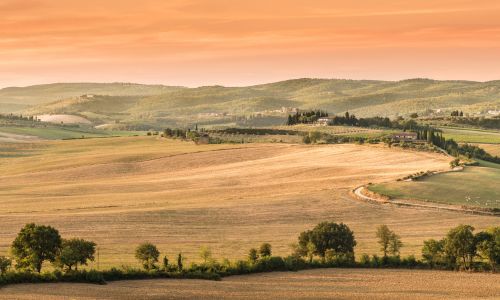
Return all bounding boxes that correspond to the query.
[280,107,299,113]
[392,132,418,141]
[317,117,333,126]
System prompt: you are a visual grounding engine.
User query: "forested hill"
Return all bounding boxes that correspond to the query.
[1,78,500,127]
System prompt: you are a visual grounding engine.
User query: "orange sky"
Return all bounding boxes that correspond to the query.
[1,0,500,87]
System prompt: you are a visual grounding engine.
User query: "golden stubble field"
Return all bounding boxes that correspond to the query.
[0,137,498,268]
[1,269,499,300]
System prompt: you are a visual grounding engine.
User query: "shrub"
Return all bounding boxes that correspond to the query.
[253,256,286,272]
[0,256,12,274]
[401,255,418,268]
[283,255,307,271]
[359,254,370,267]
[370,255,381,267]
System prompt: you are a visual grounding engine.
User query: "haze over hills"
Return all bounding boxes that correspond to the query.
[1,78,500,128]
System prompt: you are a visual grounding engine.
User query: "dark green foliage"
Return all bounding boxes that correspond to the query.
[248,248,259,263]
[422,239,446,268]
[251,256,286,272]
[55,238,96,271]
[162,256,169,270]
[11,223,62,272]
[283,255,307,271]
[370,255,381,267]
[389,232,403,256]
[135,243,160,271]
[376,225,403,258]
[259,243,272,258]
[177,253,183,271]
[401,255,418,268]
[2,222,499,288]
[287,110,329,125]
[298,222,356,259]
[453,116,500,129]
[475,227,500,272]
[359,254,371,266]
[444,225,477,271]
[0,256,12,274]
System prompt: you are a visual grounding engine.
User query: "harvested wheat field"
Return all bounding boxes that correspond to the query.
[0,137,498,268]
[1,268,499,300]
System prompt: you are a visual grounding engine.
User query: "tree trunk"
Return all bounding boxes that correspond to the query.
[36,262,42,273]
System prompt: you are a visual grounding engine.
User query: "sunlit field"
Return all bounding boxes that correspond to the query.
[1,136,497,269]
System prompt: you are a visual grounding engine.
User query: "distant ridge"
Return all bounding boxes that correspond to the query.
[1,78,499,127]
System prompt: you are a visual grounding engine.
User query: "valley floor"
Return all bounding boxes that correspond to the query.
[1,268,499,300]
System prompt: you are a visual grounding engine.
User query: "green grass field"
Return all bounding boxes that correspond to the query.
[368,165,500,209]
[0,125,144,140]
[440,127,500,144]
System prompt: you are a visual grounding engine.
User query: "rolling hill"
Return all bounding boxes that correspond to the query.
[2,79,500,128]
[0,82,185,111]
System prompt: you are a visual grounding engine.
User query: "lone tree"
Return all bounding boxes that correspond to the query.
[389,232,403,256]
[376,225,403,258]
[444,225,476,271]
[162,256,169,270]
[259,243,272,258]
[177,253,184,271]
[298,222,356,260]
[376,225,392,258]
[135,243,160,270]
[11,223,62,272]
[248,248,259,263]
[55,238,96,271]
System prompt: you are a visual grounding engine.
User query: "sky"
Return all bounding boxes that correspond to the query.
[1,0,500,87]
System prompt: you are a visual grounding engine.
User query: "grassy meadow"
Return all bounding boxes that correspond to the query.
[1,136,498,269]
[0,126,138,140]
[440,126,500,144]
[368,165,500,209]
[1,269,499,300]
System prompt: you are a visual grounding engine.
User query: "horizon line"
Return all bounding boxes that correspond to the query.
[2,77,500,90]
